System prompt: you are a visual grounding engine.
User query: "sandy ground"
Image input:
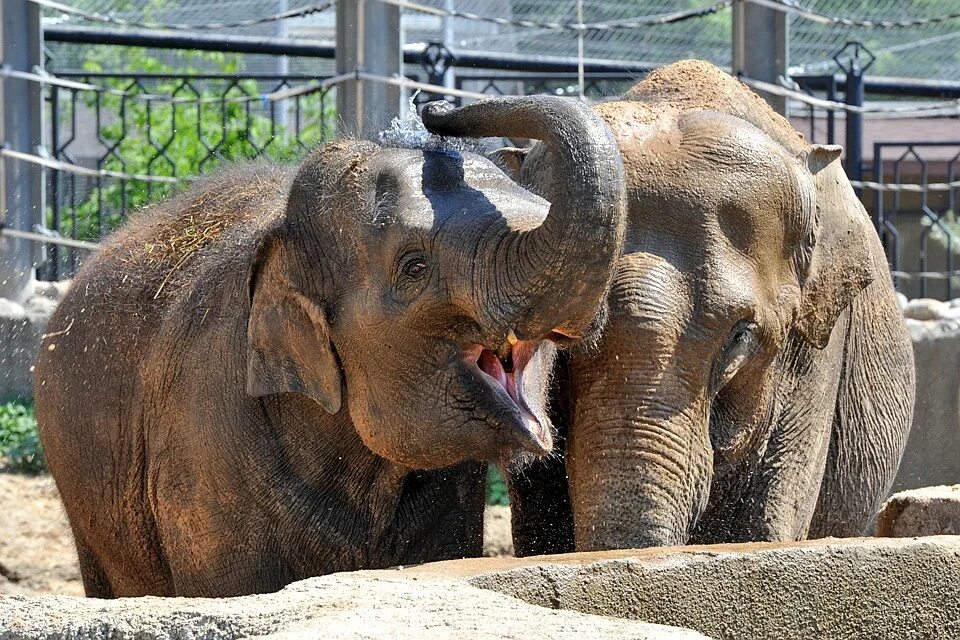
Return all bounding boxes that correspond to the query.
[0,473,83,596]
[0,472,513,596]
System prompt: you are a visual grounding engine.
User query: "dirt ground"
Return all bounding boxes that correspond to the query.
[0,472,513,596]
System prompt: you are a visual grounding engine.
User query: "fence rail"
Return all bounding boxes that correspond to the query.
[0,12,957,299]
[40,69,336,279]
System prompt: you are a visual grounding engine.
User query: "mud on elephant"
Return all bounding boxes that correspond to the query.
[33,96,627,597]
[504,61,915,554]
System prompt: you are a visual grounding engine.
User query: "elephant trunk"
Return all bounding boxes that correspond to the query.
[568,385,714,550]
[421,97,626,340]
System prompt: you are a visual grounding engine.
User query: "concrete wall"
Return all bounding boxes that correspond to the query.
[3,537,960,639]
[892,315,960,492]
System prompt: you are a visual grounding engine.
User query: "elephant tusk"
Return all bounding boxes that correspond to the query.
[507,329,519,346]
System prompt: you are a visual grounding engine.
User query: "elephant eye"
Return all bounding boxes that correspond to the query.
[403,258,428,278]
[397,252,430,283]
[711,321,760,393]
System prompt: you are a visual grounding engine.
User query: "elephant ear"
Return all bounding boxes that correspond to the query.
[246,233,343,413]
[795,144,875,349]
[490,146,531,180]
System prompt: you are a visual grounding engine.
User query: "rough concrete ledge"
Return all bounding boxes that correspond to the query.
[460,536,960,640]
[4,536,960,640]
[878,485,960,537]
[0,572,703,640]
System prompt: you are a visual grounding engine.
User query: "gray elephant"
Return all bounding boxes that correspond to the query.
[497,61,915,554]
[33,96,626,597]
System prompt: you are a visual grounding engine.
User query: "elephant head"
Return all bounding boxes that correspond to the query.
[246,96,626,470]
[510,99,877,549]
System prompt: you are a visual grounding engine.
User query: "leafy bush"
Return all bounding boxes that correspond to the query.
[57,46,334,241]
[0,401,45,474]
[486,465,510,506]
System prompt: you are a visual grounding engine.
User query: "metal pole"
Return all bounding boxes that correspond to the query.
[335,0,401,139]
[0,0,45,301]
[834,42,875,196]
[732,0,789,115]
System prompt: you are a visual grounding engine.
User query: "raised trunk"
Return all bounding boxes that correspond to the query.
[421,97,626,339]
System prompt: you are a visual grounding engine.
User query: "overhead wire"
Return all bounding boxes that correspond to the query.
[29,0,338,31]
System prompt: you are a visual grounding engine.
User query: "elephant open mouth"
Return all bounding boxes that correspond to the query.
[467,341,551,455]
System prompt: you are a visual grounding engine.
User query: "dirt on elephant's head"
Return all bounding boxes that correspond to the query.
[623,59,808,155]
[102,162,292,298]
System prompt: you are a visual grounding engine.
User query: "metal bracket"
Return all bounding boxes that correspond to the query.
[833,41,876,75]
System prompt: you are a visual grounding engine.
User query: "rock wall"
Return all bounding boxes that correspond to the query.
[893,299,960,491]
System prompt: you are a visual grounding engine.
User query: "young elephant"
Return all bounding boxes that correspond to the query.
[33,96,626,597]
[504,61,915,554]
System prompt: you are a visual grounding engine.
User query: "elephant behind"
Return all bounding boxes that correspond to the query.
[33,96,627,597]
[505,60,915,554]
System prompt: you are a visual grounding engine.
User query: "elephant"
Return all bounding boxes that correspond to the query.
[33,95,627,597]
[500,60,916,555]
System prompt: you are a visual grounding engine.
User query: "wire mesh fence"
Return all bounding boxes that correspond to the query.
[3,0,959,296]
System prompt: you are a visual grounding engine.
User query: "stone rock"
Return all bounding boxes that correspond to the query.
[903,297,947,320]
[22,295,58,322]
[0,299,26,321]
[0,281,70,399]
[895,291,908,310]
[0,572,704,640]
[876,485,960,537]
[939,307,960,322]
[4,537,960,640]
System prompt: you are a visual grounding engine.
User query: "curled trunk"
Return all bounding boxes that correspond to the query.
[422,97,626,340]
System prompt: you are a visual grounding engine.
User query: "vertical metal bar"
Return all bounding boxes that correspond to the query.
[845,67,864,193]
[576,0,585,101]
[826,75,836,145]
[49,85,61,281]
[0,0,45,300]
[335,0,401,139]
[732,0,789,115]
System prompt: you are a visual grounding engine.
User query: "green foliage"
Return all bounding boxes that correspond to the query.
[0,401,45,474]
[486,465,511,506]
[59,47,334,241]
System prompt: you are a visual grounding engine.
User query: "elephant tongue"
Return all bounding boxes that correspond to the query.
[478,349,515,401]
[475,344,550,453]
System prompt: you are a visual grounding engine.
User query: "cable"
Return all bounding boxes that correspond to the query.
[0,65,344,105]
[355,71,491,101]
[30,0,337,31]
[738,76,960,115]
[745,0,960,29]
[1,146,181,184]
[377,0,732,31]
[0,226,100,251]
[890,270,960,281]
[851,179,960,193]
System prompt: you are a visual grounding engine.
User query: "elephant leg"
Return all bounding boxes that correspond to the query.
[809,282,915,538]
[75,537,114,598]
[507,352,574,556]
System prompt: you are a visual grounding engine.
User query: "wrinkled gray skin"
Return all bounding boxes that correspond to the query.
[33,96,626,597]
[502,61,915,554]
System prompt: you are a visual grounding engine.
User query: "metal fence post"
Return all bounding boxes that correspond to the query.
[731,0,789,115]
[335,0,401,139]
[834,42,874,195]
[0,0,45,300]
